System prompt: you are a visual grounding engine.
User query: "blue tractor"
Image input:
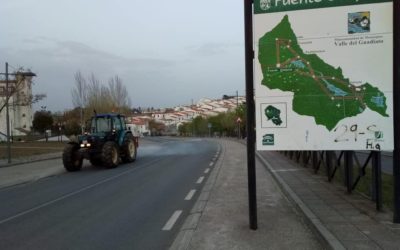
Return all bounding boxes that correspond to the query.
[62,113,139,171]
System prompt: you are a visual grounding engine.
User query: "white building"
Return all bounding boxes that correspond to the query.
[0,72,36,140]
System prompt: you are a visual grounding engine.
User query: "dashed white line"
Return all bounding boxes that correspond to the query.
[185,189,196,201]
[196,176,205,184]
[204,168,210,174]
[162,210,182,231]
[209,162,214,167]
[272,169,302,172]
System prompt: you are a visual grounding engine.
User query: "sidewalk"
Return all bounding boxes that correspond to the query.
[0,153,64,189]
[171,139,324,249]
[258,151,400,249]
[0,152,62,168]
[171,139,400,250]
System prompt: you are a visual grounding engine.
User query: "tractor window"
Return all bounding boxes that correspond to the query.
[92,117,112,132]
[113,117,122,130]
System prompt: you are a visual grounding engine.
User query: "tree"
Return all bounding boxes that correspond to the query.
[149,119,165,136]
[108,75,131,112]
[71,72,133,117]
[32,110,53,133]
[0,70,46,114]
[71,71,87,133]
[62,108,82,136]
[192,116,208,136]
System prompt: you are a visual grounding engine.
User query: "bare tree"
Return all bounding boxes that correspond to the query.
[0,70,46,114]
[71,71,88,133]
[71,72,132,117]
[71,71,87,109]
[108,75,131,112]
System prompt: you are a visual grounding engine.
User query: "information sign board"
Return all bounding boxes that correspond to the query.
[254,0,393,150]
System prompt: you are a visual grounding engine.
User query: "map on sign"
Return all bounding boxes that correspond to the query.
[258,15,388,131]
[254,0,393,151]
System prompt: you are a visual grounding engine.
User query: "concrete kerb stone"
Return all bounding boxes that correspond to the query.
[256,151,346,250]
[169,141,225,250]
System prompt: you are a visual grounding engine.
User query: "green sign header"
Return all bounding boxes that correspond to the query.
[254,0,392,14]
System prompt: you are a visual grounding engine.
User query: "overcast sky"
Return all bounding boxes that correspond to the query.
[0,0,245,112]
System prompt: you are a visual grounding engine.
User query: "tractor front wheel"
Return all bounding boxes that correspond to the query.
[102,141,119,168]
[63,143,83,172]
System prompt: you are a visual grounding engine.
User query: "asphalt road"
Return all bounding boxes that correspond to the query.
[0,137,219,250]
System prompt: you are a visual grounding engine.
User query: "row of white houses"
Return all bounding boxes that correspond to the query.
[126,96,246,136]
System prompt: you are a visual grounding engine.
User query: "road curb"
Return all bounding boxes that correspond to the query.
[256,152,346,250]
[169,142,224,250]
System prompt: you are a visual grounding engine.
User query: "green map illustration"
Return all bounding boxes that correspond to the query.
[258,15,388,131]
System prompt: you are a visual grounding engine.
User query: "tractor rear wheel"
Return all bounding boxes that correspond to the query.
[121,135,136,163]
[102,141,119,168]
[63,143,83,172]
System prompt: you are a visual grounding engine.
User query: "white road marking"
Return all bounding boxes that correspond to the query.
[185,189,196,201]
[209,162,214,167]
[204,168,210,174]
[272,169,302,172]
[162,210,182,231]
[196,176,205,184]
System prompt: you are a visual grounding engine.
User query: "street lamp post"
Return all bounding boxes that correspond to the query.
[5,63,11,163]
[1,63,36,163]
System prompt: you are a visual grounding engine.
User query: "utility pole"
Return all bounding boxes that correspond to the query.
[5,62,11,163]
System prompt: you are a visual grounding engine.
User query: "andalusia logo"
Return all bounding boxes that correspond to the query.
[260,0,272,11]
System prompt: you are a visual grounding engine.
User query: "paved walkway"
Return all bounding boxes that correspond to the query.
[171,139,323,249]
[258,151,400,250]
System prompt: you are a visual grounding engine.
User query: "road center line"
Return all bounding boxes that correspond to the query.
[162,210,182,231]
[204,168,210,174]
[196,176,205,184]
[185,189,196,201]
[0,158,162,225]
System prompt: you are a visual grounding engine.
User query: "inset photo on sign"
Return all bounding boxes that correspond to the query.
[348,11,370,34]
[260,103,287,128]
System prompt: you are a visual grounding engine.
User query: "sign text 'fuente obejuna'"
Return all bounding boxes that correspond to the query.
[255,0,392,14]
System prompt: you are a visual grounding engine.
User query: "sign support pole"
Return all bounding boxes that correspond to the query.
[393,1,400,223]
[244,0,258,230]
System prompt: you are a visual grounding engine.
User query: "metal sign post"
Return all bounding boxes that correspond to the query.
[393,1,400,223]
[244,0,258,230]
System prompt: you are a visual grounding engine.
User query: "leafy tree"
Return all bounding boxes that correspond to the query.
[149,119,165,135]
[32,111,53,133]
[192,116,208,136]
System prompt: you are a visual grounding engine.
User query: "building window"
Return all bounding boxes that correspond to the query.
[22,114,26,117]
